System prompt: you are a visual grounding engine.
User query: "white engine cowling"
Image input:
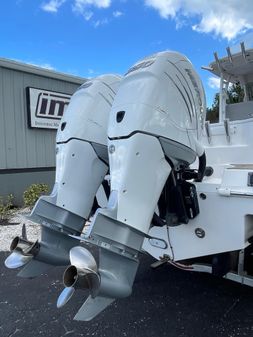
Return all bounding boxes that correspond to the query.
[109,51,206,158]
[55,74,121,219]
[107,51,206,234]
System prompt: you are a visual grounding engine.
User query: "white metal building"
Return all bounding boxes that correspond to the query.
[0,58,86,205]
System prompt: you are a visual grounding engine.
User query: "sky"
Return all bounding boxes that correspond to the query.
[0,0,253,107]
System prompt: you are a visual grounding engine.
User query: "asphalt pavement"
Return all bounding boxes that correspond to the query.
[1,250,253,337]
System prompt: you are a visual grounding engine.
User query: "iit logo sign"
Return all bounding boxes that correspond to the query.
[27,87,71,129]
[36,92,70,119]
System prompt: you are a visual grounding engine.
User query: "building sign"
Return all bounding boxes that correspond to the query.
[27,87,71,129]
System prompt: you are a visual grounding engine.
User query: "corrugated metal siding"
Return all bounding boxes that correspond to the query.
[0,66,82,169]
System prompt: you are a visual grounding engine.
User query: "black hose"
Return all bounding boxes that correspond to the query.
[196,152,206,182]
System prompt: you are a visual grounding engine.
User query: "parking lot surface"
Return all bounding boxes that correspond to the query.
[1,250,253,337]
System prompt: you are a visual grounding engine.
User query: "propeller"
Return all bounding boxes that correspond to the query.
[5,222,81,278]
[4,224,38,269]
[57,246,100,308]
[57,245,139,321]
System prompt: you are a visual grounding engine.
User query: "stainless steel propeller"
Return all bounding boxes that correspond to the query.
[4,225,37,269]
[57,246,100,308]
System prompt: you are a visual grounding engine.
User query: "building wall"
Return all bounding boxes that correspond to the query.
[0,66,80,170]
[0,65,84,205]
[0,169,55,205]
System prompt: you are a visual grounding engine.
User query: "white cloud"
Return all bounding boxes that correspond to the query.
[231,31,253,51]
[73,0,111,13]
[12,58,55,70]
[75,0,111,8]
[41,0,65,13]
[93,18,109,27]
[41,0,121,28]
[145,0,180,18]
[113,10,123,18]
[207,77,233,92]
[208,76,220,90]
[73,0,111,21]
[144,0,253,40]
[150,39,162,47]
[25,61,55,70]
[41,0,111,19]
[36,63,55,70]
[31,62,55,70]
[83,10,94,20]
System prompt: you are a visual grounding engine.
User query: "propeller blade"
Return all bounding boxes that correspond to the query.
[69,246,97,272]
[74,295,115,321]
[4,250,33,269]
[57,287,75,308]
[85,271,100,297]
[21,223,28,240]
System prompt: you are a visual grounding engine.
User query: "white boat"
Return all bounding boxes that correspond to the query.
[144,42,253,286]
[5,43,253,321]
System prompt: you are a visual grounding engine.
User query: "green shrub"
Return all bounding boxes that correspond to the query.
[0,194,14,220]
[23,183,49,207]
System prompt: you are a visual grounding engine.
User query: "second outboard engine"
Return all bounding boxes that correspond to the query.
[57,52,206,321]
[4,74,121,278]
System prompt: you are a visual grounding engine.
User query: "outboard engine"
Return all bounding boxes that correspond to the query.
[58,52,206,320]
[4,74,121,278]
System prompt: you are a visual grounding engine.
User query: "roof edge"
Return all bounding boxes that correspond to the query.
[0,57,87,84]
